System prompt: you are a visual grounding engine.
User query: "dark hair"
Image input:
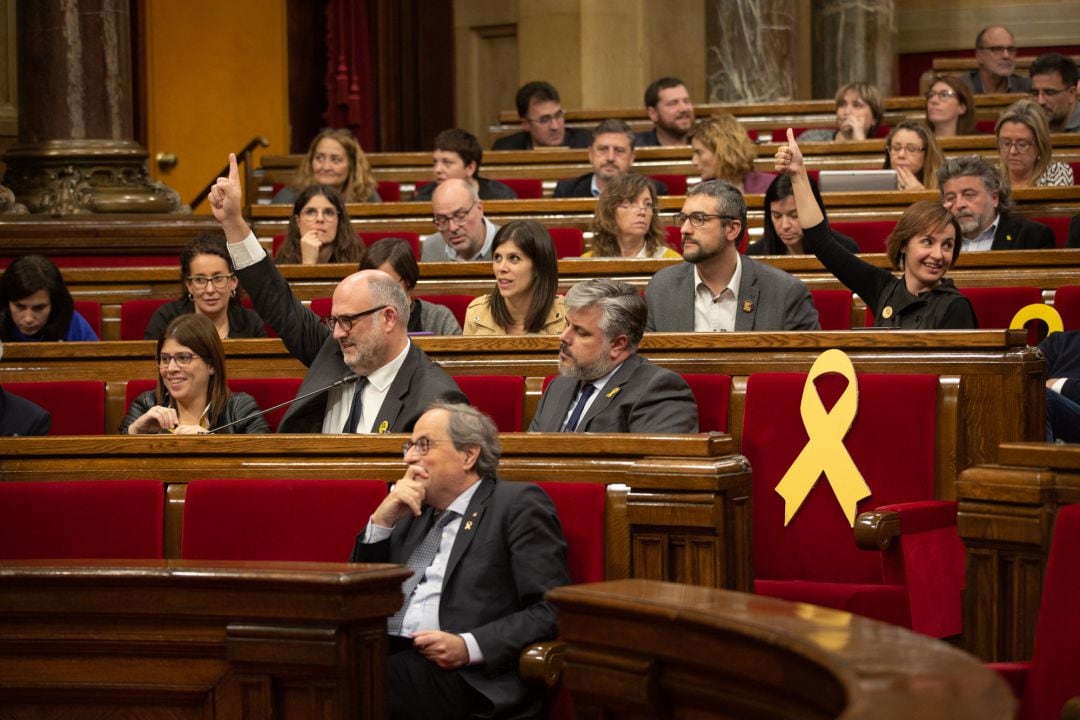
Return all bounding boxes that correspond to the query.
[592,118,635,146]
[155,313,230,426]
[360,238,420,291]
[885,200,963,270]
[564,278,647,351]
[487,220,560,333]
[515,81,560,118]
[177,233,246,304]
[1030,53,1079,87]
[883,120,944,189]
[591,173,666,257]
[644,77,686,108]
[276,184,364,265]
[937,155,1012,211]
[686,180,747,244]
[291,128,378,202]
[926,75,977,135]
[0,254,74,341]
[759,174,830,254]
[433,128,484,176]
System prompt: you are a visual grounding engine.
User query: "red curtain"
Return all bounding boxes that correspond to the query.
[324,0,374,149]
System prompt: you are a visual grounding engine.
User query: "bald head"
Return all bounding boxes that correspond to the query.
[330,269,411,375]
[431,178,487,260]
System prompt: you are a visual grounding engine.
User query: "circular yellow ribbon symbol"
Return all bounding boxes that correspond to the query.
[1009,304,1063,338]
[774,349,872,527]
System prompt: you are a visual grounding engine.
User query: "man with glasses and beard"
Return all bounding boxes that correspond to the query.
[645,180,820,332]
[208,154,465,434]
[963,25,1030,94]
[529,279,698,433]
[492,81,592,150]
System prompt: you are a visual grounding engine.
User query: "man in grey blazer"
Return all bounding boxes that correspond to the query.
[645,180,820,332]
[209,154,466,434]
[420,179,500,262]
[530,279,698,433]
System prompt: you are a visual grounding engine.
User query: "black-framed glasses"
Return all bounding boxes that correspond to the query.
[998,138,1035,153]
[158,352,200,368]
[673,212,736,228]
[324,305,388,332]
[186,273,235,290]
[402,437,447,456]
[432,199,478,230]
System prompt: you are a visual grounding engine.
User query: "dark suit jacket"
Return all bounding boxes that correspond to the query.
[645,257,820,331]
[529,352,698,432]
[351,478,570,718]
[992,213,1055,250]
[235,254,465,433]
[1069,214,1080,249]
[0,387,51,436]
[492,127,592,150]
[553,173,669,199]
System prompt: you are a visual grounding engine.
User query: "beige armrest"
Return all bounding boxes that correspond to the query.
[519,640,566,687]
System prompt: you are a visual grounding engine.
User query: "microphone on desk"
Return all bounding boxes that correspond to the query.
[208,373,361,434]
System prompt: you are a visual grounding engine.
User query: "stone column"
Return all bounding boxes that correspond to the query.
[2,0,181,214]
[812,0,896,98]
[705,0,802,103]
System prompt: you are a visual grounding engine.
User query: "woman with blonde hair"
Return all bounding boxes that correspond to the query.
[883,121,945,191]
[689,114,773,193]
[996,99,1074,188]
[798,82,884,142]
[925,75,976,138]
[585,173,680,259]
[272,128,381,204]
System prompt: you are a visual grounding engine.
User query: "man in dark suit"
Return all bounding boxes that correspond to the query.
[492,81,592,151]
[1040,329,1080,443]
[0,386,51,436]
[209,154,466,433]
[352,402,570,720]
[645,180,820,332]
[939,155,1055,252]
[530,279,698,433]
[553,119,669,199]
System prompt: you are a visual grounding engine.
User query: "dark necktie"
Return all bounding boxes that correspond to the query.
[387,509,459,635]
[562,383,596,432]
[341,377,368,433]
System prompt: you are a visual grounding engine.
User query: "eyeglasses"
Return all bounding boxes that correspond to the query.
[888,144,926,155]
[432,199,478,230]
[977,45,1016,55]
[527,109,565,127]
[673,212,735,228]
[998,138,1035,153]
[618,201,654,213]
[925,89,957,101]
[186,273,235,290]
[324,305,388,332]
[1030,87,1069,99]
[157,352,200,368]
[402,437,447,456]
[300,207,339,221]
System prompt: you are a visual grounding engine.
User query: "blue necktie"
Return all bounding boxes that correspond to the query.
[387,509,459,635]
[562,383,596,432]
[342,377,368,433]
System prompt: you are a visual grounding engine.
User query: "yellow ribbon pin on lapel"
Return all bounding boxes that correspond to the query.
[378,420,389,434]
[606,386,621,399]
[774,349,871,527]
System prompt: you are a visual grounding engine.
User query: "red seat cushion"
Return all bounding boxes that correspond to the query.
[1031,216,1072,248]
[376,180,402,202]
[495,178,542,199]
[648,174,687,196]
[453,375,525,432]
[415,294,475,329]
[959,286,1044,343]
[181,478,387,561]
[1054,286,1080,331]
[547,228,584,259]
[120,299,170,341]
[536,482,606,584]
[810,289,853,330]
[73,300,102,338]
[0,480,164,559]
[358,231,421,260]
[664,225,683,255]
[4,381,106,435]
[829,220,896,254]
[680,373,731,433]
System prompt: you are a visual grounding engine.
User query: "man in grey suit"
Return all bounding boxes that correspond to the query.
[645,180,820,332]
[420,179,501,262]
[530,279,698,433]
[209,154,465,434]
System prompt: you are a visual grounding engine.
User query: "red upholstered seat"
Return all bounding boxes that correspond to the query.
[496,178,543,199]
[648,174,687,196]
[73,300,102,338]
[535,482,606,585]
[990,504,1080,720]
[415,294,475,329]
[810,289,853,330]
[453,375,525,432]
[0,480,164,559]
[181,478,388,561]
[547,228,585,259]
[959,286,1044,330]
[680,373,731,432]
[742,370,965,637]
[829,220,895,253]
[310,296,332,320]
[4,381,106,435]
[120,299,170,341]
[124,378,303,433]
[376,180,402,202]
[358,231,421,260]
[1031,216,1072,248]
[664,225,683,254]
[1055,286,1080,331]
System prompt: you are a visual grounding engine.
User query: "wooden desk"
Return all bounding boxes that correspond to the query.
[548,579,1014,719]
[0,559,410,720]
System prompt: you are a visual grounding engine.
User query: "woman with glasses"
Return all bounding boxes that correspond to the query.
[145,234,266,340]
[747,174,860,256]
[689,114,774,193]
[275,185,365,265]
[775,129,976,329]
[584,173,680,259]
[0,254,98,342]
[463,220,566,335]
[925,76,976,138]
[121,313,269,434]
[996,99,1074,188]
[272,128,380,205]
[883,121,945,191]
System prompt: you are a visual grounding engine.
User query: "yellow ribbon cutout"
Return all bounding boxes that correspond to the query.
[1009,304,1063,338]
[774,349,871,527]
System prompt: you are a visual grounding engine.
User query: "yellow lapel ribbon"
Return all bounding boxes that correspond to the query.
[1010,304,1063,338]
[774,349,871,527]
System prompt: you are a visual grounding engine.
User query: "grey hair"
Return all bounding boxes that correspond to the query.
[365,271,411,326]
[936,155,1012,211]
[429,401,501,480]
[592,118,636,147]
[687,179,747,242]
[564,278,647,350]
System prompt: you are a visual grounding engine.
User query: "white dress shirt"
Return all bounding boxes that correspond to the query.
[693,253,743,332]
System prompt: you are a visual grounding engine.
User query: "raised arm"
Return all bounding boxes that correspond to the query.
[774,129,824,229]
[208,153,251,245]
